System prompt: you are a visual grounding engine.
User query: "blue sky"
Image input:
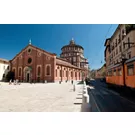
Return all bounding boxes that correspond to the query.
[0,24,118,69]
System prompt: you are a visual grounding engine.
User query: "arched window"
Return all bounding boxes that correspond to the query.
[60,70,62,77]
[75,72,77,77]
[66,71,68,77]
[12,68,16,79]
[19,68,21,76]
[3,74,5,78]
[46,65,51,76]
[63,71,64,77]
[38,66,41,76]
[71,71,73,77]
[28,58,32,64]
[13,69,15,75]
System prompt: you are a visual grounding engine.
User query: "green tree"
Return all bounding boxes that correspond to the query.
[5,71,15,82]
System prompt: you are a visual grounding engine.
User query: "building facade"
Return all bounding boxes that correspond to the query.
[95,64,106,79]
[0,58,9,81]
[105,24,135,74]
[10,40,88,83]
[60,39,88,69]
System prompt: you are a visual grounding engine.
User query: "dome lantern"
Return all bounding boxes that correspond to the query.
[69,38,75,45]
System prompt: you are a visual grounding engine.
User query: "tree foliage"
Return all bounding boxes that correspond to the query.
[5,71,15,82]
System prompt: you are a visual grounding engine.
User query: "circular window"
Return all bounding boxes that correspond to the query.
[38,52,41,57]
[28,48,32,54]
[46,56,50,60]
[28,58,32,64]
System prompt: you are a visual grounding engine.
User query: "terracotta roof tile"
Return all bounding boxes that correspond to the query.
[0,58,9,63]
[56,57,81,69]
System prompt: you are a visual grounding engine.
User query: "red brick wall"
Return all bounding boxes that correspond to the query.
[11,45,55,82]
[55,65,82,82]
[11,45,86,83]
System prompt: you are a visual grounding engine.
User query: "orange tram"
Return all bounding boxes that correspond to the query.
[106,57,135,90]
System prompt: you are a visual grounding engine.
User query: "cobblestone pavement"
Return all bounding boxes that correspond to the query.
[0,82,83,112]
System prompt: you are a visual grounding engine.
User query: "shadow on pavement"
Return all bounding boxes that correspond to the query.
[88,79,135,112]
[76,97,82,99]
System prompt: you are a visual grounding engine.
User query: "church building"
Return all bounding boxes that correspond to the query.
[10,39,88,83]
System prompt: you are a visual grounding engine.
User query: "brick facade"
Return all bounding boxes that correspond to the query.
[60,39,89,69]
[10,43,88,83]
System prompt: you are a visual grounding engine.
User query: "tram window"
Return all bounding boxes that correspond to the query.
[108,71,112,76]
[114,70,116,76]
[127,65,134,76]
[118,68,122,76]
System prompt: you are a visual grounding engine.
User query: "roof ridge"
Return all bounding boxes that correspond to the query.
[11,44,56,61]
[0,58,9,62]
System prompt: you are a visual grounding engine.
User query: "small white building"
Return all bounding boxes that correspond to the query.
[0,58,9,81]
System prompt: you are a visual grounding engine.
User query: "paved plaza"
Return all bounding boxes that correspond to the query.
[0,82,83,112]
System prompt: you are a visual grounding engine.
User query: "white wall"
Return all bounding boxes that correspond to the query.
[0,63,9,81]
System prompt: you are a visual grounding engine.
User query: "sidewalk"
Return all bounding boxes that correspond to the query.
[0,82,83,112]
[0,82,9,85]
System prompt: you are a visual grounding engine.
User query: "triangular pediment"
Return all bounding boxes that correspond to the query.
[11,44,56,62]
